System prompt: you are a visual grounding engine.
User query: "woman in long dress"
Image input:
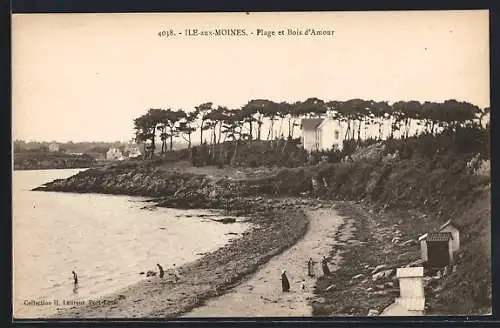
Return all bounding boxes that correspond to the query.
[321,257,331,275]
[307,258,315,277]
[157,264,165,278]
[281,270,290,292]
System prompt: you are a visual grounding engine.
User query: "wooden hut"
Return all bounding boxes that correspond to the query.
[425,232,454,269]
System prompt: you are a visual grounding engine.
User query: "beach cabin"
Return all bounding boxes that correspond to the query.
[424,232,454,269]
[438,220,460,253]
[418,219,461,264]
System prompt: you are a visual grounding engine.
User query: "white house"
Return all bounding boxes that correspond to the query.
[126,146,142,159]
[316,118,346,151]
[106,148,124,161]
[48,143,60,152]
[301,118,323,151]
[301,117,346,152]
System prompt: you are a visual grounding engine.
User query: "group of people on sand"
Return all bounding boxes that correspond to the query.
[281,256,331,292]
[72,257,327,295]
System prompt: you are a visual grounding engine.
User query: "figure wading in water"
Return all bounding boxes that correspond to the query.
[281,270,290,292]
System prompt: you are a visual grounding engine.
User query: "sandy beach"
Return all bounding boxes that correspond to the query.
[184,207,344,317]
[49,198,313,319]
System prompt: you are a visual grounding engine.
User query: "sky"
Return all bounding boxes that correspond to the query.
[12,10,490,142]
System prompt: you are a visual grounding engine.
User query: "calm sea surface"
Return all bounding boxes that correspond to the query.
[13,168,251,318]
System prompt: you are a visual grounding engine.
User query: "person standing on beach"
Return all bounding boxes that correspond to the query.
[281,270,290,292]
[307,258,315,277]
[157,264,165,278]
[72,270,79,294]
[321,257,331,275]
[72,270,78,285]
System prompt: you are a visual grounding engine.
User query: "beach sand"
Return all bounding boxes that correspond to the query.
[183,207,345,317]
[50,202,311,319]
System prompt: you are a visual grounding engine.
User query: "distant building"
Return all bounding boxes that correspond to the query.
[106,148,124,161]
[124,144,142,159]
[316,118,345,151]
[128,148,142,158]
[301,118,323,151]
[301,117,345,152]
[48,143,60,152]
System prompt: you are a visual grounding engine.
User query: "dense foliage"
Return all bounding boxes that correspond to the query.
[133,98,489,165]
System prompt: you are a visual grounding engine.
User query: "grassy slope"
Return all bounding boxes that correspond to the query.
[303,152,491,315]
[37,144,491,315]
[145,151,492,315]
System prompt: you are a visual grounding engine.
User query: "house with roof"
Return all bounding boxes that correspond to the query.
[48,143,60,152]
[418,220,461,269]
[106,147,124,161]
[301,118,323,151]
[124,144,142,159]
[425,232,454,268]
[301,117,346,152]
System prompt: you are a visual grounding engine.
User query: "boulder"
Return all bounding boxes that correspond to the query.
[218,218,236,224]
[351,273,365,280]
[371,290,391,296]
[372,269,395,281]
[371,264,389,274]
[367,309,379,316]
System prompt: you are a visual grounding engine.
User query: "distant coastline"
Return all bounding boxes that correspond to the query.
[13,152,100,171]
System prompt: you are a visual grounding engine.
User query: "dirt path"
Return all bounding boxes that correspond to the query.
[183,207,345,317]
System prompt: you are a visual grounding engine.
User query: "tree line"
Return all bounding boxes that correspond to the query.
[133,98,489,158]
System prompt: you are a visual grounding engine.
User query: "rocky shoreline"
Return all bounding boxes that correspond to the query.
[33,158,492,316]
[33,164,337,318]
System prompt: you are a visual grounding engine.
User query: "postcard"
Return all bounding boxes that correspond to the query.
[12,10,491,319]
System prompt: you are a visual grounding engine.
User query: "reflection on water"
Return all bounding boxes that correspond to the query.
[13,168,251,318]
